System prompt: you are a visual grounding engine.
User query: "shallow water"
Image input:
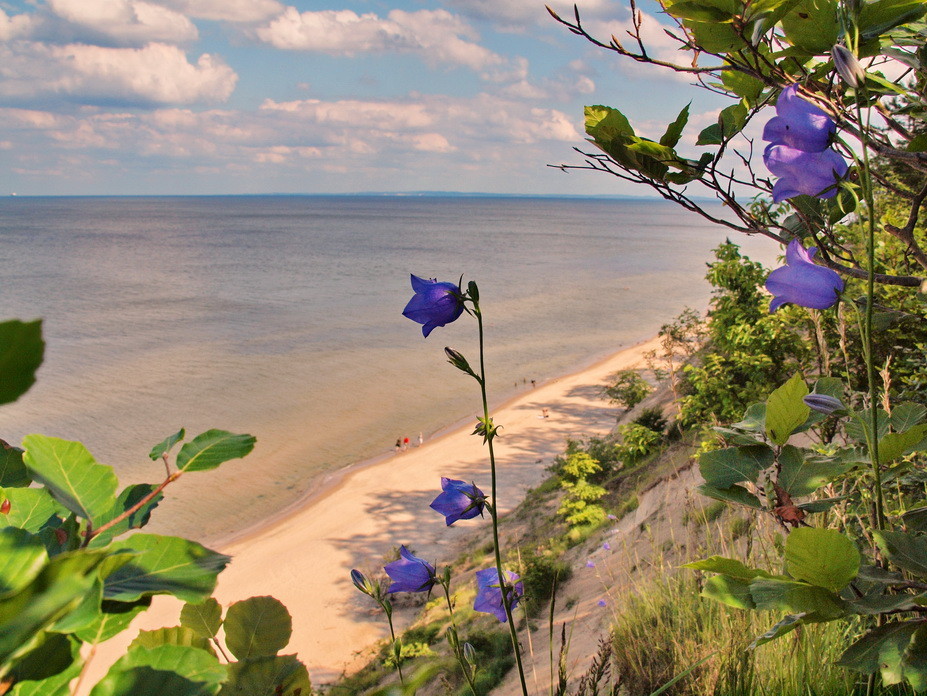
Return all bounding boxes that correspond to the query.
[0,195,778,542]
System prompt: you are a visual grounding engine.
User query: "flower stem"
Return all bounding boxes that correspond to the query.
[442,582,478,696]
[473,300,530,696]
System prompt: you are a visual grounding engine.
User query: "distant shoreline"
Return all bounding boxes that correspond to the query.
[2,192,721,202]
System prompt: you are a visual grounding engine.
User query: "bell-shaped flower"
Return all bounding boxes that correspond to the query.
[803,393,845,415]
[762,84,835,153]
[766,239,844,312]
[473,567,523,622]
[430,477,486,526]
[763,144,848,202]
[402,275,464,337]
[384,545,437,593]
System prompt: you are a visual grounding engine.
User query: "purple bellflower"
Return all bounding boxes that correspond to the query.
[384,545,437,594]
[763,144,848,202]
[402,275,464,337]
[473,567,524,623]
[762,84,835,153]
[430,477,486,526]
[766,239,844,312]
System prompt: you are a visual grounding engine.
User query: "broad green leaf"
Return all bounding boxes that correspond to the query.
[1,487,62,532]
[685,20,745,52]
[0,550,106,668]
[846,408,890,444]
[720,70,764,105]
[749,613,809,649]
[838,621,920,686]
[699,445,773,488]
[749,577,846,619]
[786,527,859,592]
[75,598,153,644]
[0,440,30,487]
[902,507,927,533]
[718,103,748,139]
[696,483,763,508]
[683,556,774,581]
[905,626,927,692]
[856,563,907,586]
[731,403,766,433]
[129,626,212,653]
[89,484,164,548]
[0,527,48,594]
[778,446,846,497]
[110,644,225,688]
[859,0,927,39]
[585,105,635,140]
[224,596,292,660]
[217,654,312,696]
[849,593,925,615]
[103,534,230,603]
[873,530,927,578]
[176,430,256,473]
[89,667,215,696]
[7,632,81,696]
[627,139,677,162]
[90,643,227,696]
[697,123,723,146]
[878,424,927,464]
[665,1,733,21]
[765,373,809,445]
[181,598,223,639]
[780,0,840,53]
[21,435,118,527]
[702,574,755,609]
[149,428,186,461]
[711,427,764,446]
[49,579,102,634]
[796,496,845,513]
[660,103,690,148]
[0,319,44,406]
[891,402,927,432]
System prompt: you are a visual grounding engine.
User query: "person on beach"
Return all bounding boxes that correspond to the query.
[395,438,402,451]
[403,436,410,450]
[417,432,423,447]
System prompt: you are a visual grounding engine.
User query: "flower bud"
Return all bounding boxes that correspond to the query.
[54,528,68,545]
[350,569,375,596]
[0,498,9,514]
[832,45,864,88]
[462,641,477,664]
[803,393,844,415]
[444,347,475,376]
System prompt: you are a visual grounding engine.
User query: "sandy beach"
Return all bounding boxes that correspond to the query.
[85,334,663,690]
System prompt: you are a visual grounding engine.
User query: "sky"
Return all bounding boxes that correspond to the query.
[0,0,736,195]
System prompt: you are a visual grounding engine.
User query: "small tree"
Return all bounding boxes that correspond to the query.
[603,370,651,413]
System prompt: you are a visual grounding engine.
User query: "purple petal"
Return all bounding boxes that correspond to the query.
[766,240,844,312]
[384,545,436,593]
[762,84,835,152]
[474,568,523,623]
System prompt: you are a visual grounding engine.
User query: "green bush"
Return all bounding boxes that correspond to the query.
[603,370,652,411]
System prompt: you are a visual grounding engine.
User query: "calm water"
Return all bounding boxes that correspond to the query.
[0,196,778,542]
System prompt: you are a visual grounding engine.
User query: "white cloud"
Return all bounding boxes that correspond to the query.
[157,0,285,23]
[44,0,198,46]
[255,8,506,73]
[447,0,615,29]
[0,42,237,106]
[0,9,35,40]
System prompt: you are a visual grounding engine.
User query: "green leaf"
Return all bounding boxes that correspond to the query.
[685,20,746,52]
[846,408,890,444]
[891,403,927,432]
[908,133,927,153]
[785,527,859,592]
[765,373,810,445]
[129,626,212,653]
[697,123,723,146]
[75,598,153,644]
[149,429,186,461]
[699,445,773,488]
[224,596,293,660]
[720,70,764,105]
[181,598,223,639]
[0,527,48,594]
[0,319,44,406]
[90,645,226,696]
[873,530,927,578]
[660,103,690,148]
[777,446,846,497]
[585,105,635,140]
[702,574,755,609]
[683,556,774,581]
[749,577,846,619]
[731,403,766,433]
[103,534,230,603]
[0,440,30,487]
[7,633,82,696]
[849,593,925,615]
[2,487,64,533]
[838,621,920,681]
[780,0,840,53]
[859,0,927,39]
[696,483,763,508]
[665,0,733,21]
[50,580,102,634]
[21,435,118,527]
[217,654,311,696]
[902,507,927,533]
[879,424,927,464]
[89,484,164,548]
[718,103,748,139]
[176,430,256,473]
[0,549,107,668]
[749,613,809,649]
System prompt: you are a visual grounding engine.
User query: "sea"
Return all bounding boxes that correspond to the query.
[0,195,779,544]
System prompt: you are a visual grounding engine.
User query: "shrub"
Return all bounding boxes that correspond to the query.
[603,370,652,411]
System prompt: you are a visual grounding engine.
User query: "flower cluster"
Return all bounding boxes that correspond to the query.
[762,85,848,202]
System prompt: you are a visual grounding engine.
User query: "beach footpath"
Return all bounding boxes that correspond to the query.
[82,335,663,690]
